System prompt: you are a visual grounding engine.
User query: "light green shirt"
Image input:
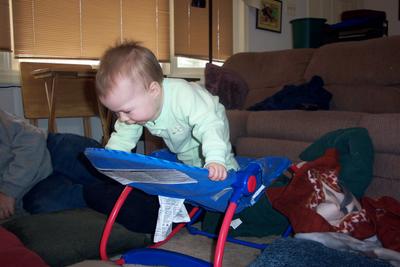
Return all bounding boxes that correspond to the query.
[106,78,239,170]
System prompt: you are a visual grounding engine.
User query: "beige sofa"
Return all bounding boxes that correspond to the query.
[224,36,400,201]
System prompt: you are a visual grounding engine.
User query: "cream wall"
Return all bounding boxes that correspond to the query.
[247,0,399,52]
[247,0,308,52]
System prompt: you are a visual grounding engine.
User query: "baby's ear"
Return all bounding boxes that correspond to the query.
[148,81,162,96]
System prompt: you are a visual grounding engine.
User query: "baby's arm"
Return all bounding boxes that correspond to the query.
[106,120,143,152]
[206,162,227,181]
[181,84,234,181]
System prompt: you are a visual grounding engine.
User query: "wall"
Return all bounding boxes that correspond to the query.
[308,0,364,24]
[0,52,23,117]
[247,0,400,52]
[0,85,23,117]
[363,0,400,36]
[247,0,308,52]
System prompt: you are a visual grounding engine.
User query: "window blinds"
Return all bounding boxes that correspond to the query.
[174,0,232,61]
[0,0,12,52]
[12,0,170,61]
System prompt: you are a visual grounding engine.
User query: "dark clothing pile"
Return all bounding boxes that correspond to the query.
[248,75,332,111]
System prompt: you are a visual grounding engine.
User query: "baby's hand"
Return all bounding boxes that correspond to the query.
[206,163,227,181]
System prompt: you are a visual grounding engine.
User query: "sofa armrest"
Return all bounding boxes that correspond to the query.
[226,110,250,145]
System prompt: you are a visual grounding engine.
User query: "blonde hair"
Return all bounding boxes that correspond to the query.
[96,41,164,97]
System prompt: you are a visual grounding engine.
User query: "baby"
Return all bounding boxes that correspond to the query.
[96,41,238,181]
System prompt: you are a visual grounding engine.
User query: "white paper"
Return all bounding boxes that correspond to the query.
[153,196,190,243]
[230,218,243,229]
[99,169,197,185]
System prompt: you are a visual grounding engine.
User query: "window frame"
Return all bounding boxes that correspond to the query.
[168,0,246,79]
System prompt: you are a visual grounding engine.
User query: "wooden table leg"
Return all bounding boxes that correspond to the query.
[44,76,58,133]
[83,117,92,138]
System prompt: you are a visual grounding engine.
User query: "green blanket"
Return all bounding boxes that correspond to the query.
[202,127,374,237]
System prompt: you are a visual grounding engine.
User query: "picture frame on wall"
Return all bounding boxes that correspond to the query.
[256,0,282,33]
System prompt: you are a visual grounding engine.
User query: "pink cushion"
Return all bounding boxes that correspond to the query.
[0,226,48,267]
[205,63,249,109]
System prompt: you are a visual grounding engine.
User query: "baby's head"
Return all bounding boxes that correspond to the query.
[96,41,164,124]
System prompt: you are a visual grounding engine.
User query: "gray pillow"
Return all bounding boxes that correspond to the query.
[2,208,151,267]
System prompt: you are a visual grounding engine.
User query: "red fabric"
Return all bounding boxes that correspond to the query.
[362,196,400,252]
[0,226,48,267]
[267,148,375,240]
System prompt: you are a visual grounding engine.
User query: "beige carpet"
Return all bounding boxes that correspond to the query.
[69,229,277,267]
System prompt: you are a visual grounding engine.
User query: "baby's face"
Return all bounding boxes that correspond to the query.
[100,76,162,125]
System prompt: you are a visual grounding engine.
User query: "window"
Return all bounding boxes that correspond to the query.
[171,0,232,77]
[174,0,233,61]
[11,0,170,61]
[8,1,242,77]
[0,0,11,52]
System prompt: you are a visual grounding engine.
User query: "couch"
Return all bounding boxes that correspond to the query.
[223,35,400,201]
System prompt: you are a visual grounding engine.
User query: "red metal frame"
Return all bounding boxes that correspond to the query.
[99,186,133,261]
[99,185,238,267]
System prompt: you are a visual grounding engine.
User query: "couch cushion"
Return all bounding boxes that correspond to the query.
[304,36,400,113]
[246,110,363,142]
[223,49,314,96]
[325,85,400,113]
[359,113,400,154]
[362,113,400,200]
[367,153,400,200]
[226,110,250,144]
[304,36,400,86]
[2,208,151,267]
[236,137,310,161]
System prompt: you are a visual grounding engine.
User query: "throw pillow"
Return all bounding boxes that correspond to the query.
[2,208,151,267]
[204,63,249,109]
[0,226,48,267]
[202,127,373,238]
[267,148,374,240]
[299,127,374,198]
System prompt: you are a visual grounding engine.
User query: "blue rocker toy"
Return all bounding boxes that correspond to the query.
[84,148,291,267]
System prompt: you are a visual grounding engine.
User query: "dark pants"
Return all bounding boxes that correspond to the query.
[83,182,160,233]
[23,133,107,213]
[23,133,161,234]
